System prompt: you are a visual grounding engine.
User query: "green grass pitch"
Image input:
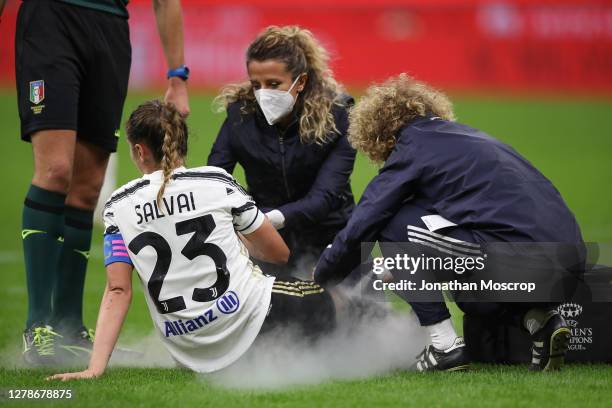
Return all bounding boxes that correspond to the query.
[0,90,611,407]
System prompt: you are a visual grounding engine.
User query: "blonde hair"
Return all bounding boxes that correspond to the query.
[126,100,188,211]
[215,25,344,144]
[348,74,455,163]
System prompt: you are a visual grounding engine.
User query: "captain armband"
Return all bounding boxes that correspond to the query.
[103,233,133,267]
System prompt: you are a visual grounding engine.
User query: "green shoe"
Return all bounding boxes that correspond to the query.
[23,325,62,366]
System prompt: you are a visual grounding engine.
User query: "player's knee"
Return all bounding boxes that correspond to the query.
[67,182,103,210]
[34,160,73,193]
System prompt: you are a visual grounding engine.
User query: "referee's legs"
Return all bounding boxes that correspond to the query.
[23,131,76,329]
[52,140,109,333]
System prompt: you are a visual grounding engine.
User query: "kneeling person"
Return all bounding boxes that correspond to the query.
[314,75,584,372]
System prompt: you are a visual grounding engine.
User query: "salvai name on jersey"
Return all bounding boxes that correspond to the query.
[135,192,196,224]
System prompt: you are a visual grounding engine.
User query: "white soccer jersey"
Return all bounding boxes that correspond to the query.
[103,165,275,373]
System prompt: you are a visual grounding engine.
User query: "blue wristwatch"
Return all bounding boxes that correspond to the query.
[167,65,190,81]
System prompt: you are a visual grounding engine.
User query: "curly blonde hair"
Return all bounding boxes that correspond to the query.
[215,25,344,145]
[348,74,455,163]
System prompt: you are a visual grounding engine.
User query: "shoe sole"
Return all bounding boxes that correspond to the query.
[22,353,58,366]
[543,327,571,371]
[415,364,471,373]
[445,364,470,372]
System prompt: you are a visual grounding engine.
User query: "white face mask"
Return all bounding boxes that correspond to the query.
[254,75,302,125]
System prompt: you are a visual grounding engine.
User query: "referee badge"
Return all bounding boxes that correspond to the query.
[29,80,45,104]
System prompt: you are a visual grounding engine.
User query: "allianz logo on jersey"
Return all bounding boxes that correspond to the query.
[164,291,240,337]
[217,291,240,314]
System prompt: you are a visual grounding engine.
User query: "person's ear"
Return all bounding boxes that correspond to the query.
[296,73,308,93]
[134,143,146,163]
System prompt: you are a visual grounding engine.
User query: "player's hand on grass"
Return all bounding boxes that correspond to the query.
[165,77,190,116]
[46,369,102,381]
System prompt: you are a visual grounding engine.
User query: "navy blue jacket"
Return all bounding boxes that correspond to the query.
[314,116,584,285]
[207,98,356,232]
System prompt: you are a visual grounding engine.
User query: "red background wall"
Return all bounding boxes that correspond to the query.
[1,0,611,93]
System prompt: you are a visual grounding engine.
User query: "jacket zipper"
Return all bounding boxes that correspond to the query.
[278,134,291,200]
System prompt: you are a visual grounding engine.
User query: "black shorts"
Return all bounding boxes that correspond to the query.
[260,277,336,339]
[15,0,131,152]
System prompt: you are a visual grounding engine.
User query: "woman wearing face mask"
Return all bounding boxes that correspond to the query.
[208,26,356,277]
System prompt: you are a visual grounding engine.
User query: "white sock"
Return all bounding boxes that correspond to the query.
[426,318,457,351]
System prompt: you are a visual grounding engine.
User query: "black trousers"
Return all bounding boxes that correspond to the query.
[379,203,582,327]
[259,277,336,339]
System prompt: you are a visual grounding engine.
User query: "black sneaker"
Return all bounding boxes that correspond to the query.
[23,325,62,366]
[58,326,144,364]
[415,337,471,372]
[57,326,96,364]
[529,312,570,371]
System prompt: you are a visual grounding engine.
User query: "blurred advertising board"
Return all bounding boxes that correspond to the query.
[1,0,611,92]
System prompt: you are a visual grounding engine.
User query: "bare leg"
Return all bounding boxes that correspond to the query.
[66,140,110,210]
[31,130,77,192]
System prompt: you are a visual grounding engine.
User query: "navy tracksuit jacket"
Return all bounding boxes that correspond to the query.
[314,115,584,286]
[208,98,356,270]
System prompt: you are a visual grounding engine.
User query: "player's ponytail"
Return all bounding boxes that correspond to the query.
[215,25,343,145]
[126,100,188,212]
[157,103,187,211]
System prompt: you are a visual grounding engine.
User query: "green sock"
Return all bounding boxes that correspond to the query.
[22,185,66,329]
[52,206,94,333]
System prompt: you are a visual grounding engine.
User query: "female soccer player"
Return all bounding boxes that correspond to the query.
[208,26,356,277]
[48,100,335,379]
[7,0,190,365]
[314,74,585,372]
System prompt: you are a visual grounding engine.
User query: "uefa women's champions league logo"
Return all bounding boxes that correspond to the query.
[557,302,593,352]
[557,302,583,327]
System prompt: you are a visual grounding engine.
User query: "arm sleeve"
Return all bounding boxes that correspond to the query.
[226,178,265,235]
[278,109,356,228]
[102,206,133,267]
[313,136,421,286]
[207,115,238,174]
